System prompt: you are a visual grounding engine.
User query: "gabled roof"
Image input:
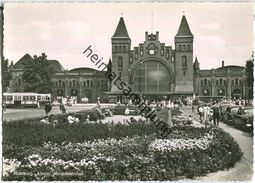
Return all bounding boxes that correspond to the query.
[48,60,65,72]
[175,15,193,37]
[13,54,33,69]
[112,17,130,38]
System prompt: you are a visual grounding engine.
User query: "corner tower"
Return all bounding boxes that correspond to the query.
[174,15,194,94]
[111,17,131,93]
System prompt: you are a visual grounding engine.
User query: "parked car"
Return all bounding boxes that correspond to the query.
[219,103,234,121]
[223,105,244,125]
[233,106,253,132]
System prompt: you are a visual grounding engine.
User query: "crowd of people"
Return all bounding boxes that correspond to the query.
[196,102,221,126]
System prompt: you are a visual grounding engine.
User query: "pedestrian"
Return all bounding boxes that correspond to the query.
[125,107,130,116]
[198,105,203,123]
[202,103,210,125]
[44,102,52,117]
[59,102,66,114]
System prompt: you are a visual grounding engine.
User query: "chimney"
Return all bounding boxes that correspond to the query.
[222,60,224,67]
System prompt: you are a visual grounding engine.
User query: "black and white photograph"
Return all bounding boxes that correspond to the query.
[0,1,254,181]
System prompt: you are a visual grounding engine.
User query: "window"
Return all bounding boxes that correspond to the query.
[129,53,133,63]
[216,80,218,86]
[119,46,122,52]
[135,50,138,59]
[59,80,61,87]
[182,56,187,69]
[69,81,72,87]
[123,45,126,52]
[166,49,169,59]
[140,46,143,56]
[160,46,164,56]
[118,57,123,71]
[187,45,190,51]
[73,80,75,87]
[84,81,86,86]
[183,45,186,51]
[239,80,242,85]
[87,80,90,86]
[76,81,79,86]
[224,80,227,86]
[18,79,21,86]
[178,45,182,51]
[235,78,238,85]
[23,96,28,100]
[204,79,207,86]
[201,80,203,86]
[56,81,58,87]
[114,46,118,52]
[220,79,222,86]
[208,80,211,85]
[231,80,234,86]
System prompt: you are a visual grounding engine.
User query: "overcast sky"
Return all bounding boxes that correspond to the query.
[3,2,254,70]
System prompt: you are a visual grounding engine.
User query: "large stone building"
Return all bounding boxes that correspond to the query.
[8,54,110,103]
[109,15,194,102]
[7,15,252,103]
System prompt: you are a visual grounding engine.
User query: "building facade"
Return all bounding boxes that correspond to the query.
[8,54,110,103]
[110,15,194,102]
[7,15,252,103]
[194,59,251,99]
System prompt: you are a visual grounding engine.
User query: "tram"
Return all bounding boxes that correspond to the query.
[3,92,51,108]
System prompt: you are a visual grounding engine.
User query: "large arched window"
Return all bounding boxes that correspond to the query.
[118,57,123,71]
[182,56,187,69]
[133,61,171,93]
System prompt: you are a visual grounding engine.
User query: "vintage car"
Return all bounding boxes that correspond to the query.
[223,105,243,125]
[219,103,234,121]
[233,106,253,132]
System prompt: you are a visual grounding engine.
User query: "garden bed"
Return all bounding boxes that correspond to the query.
[2,115,242,181]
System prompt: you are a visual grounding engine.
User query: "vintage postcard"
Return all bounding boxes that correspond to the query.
[1,1,254,181]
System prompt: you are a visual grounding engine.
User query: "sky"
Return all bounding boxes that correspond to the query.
[3,2,254,70]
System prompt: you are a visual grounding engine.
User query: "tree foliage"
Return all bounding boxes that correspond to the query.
[2,58,12,92]
[245,56,254,87]
[22,53,55,93]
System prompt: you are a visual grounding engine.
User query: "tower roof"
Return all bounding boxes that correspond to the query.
[194,57,198,63]
[112,17,130,38]
[175,15,193,37]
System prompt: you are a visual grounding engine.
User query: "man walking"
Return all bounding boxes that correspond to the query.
[212,102,220,126]
[44,102,52,117]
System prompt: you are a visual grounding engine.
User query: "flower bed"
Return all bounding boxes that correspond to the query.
[3,115,243,181]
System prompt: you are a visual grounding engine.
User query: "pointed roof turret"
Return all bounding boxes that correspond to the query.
[175,15,193,37]
[112,17,130,38]
[194,57,198,63]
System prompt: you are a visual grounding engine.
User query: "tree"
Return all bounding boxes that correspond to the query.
[1,58,12,92]
[22,53,55,93]
[245,53,254,99]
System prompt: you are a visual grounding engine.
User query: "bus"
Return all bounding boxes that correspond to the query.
[3,92,51,108]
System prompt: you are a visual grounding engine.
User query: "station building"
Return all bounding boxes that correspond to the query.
[7,15,251,103]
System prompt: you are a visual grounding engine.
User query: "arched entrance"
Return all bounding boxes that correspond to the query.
[248,88,253,99]
[202,89,210,96]
[232,88,242,99]
[217,89,225,96]
[132,60,172,97]
[85,90,92,103]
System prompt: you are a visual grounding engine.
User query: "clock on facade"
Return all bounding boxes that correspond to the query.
[146,43,158,55]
